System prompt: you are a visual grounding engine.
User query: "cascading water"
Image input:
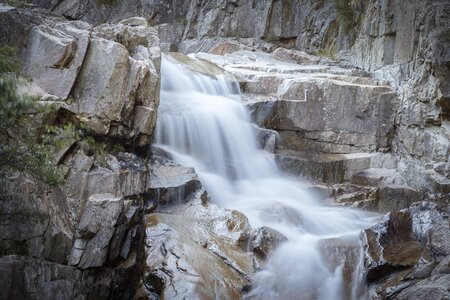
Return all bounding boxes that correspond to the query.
[155,54,379,300]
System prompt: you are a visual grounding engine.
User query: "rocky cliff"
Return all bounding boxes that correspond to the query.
[0,0,449,299]
[30,0,450,200]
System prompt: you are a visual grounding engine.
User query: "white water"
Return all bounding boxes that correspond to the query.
[155,54,378,300]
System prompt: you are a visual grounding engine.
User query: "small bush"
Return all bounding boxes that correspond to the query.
[0,46,77,185]
[333,0,365,32]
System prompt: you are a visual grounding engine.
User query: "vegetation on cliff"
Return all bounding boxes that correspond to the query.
[0,46,75,185]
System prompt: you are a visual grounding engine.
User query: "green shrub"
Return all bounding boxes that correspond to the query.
[0,46,76,185]
[333,0,365,32]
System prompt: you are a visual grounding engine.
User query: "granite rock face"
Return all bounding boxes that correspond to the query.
[0,5,160,147]
[0,173,73,264]
[0,5,160,299]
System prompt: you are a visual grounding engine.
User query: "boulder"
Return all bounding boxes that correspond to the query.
[361,202,450,283]
[432,255,450,276]
[145,196,253,299]
[391,274,450,300]
[147,155,203,206]
[22,21,91,99]
[250,226,287,260]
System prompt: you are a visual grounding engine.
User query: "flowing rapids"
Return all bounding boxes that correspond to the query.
[154,54,379,300]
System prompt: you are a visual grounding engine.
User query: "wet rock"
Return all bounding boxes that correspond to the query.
[332,184,377,209]
[198,50,396,154]
[275,150,373,183]
[166,52,230,77]
[361,202,450,283]
[253,125,278,153]
[250,226,287,260]
[145,196,253,299]
[318,236,367,299]
[404,262,438,280]
[0,173,73,264]
[375,185,423,213]
[147,155,202,206]
[116,153,148,197]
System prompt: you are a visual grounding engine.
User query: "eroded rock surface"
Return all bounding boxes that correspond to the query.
[0,173,73,264]
[361,202,450,298]
[145,199,253,299]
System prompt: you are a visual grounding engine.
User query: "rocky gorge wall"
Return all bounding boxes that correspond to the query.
[0,0,449,299]
[29,0,450,201]
[0,4,161,298]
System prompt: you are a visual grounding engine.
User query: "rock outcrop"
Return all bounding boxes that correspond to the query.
[361,202,450,299]
[0,4,160,299]
[40,0,450,202]
[1,4,160,147]
[0,173,73,264]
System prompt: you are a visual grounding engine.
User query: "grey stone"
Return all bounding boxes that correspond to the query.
[0,173,73,264]
[77,193,123,238]
[78,226,116,269]
[432,255,450,276]
[22,22,90,99]
[392,274,450,300]
[108,224,127,263]
[147,155,202,206]
[0,255,84,300]
[120,17,148,27]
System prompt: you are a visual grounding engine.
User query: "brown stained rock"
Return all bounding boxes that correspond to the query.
[250,226,287,260]
[362,202,450,284]
[144,197,253,299]
[362,210,423,282]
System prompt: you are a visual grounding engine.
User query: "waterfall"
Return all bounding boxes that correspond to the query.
[154,54,378,300]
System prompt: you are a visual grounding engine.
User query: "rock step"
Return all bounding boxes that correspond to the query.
[275,150,374,184]
[147,155,203,207]
[351,168,407,187]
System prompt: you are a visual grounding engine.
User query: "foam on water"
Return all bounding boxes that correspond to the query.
[154,54,378,300]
